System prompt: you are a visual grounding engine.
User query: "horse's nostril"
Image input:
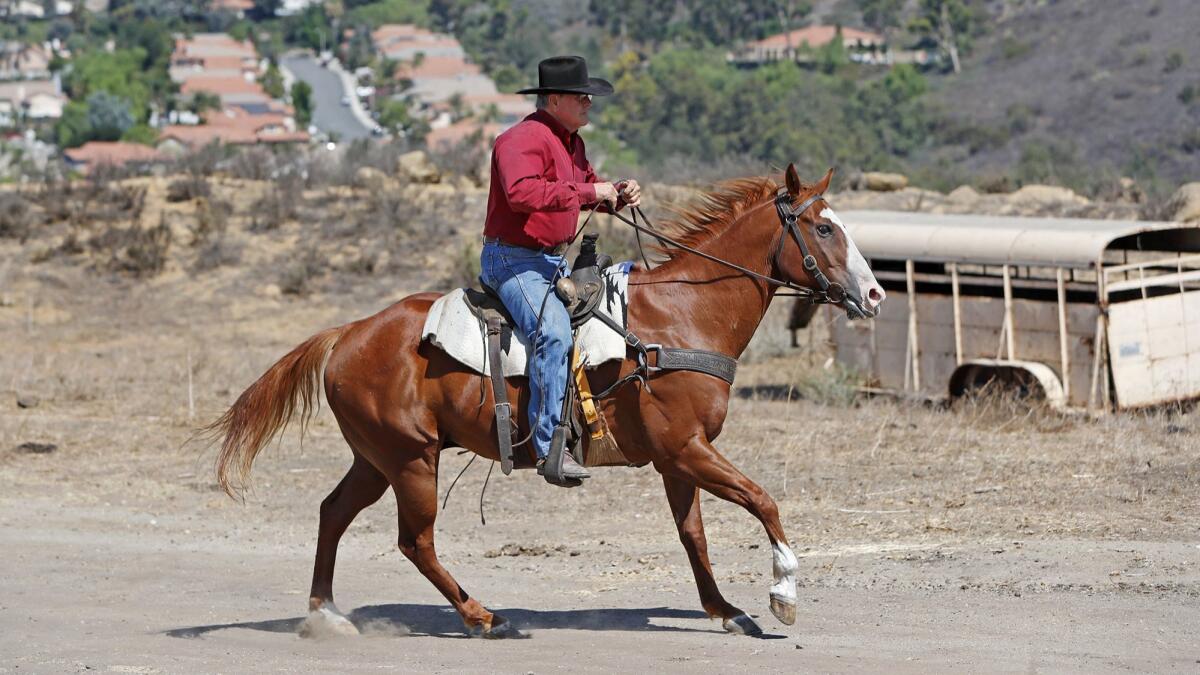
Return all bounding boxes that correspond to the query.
[868,287,884,303]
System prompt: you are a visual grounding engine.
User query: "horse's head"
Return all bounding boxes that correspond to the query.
[773,164,885,319]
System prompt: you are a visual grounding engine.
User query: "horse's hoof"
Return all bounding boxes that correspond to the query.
[482,615,524,640]
[769,594,797,626]
[722,613,763,636]
[300,604,360,638]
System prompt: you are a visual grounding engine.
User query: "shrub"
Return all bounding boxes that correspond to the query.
[0,192,37,239]
[167,174,211,203]
[1000,37,1032,61]
[92,212,172,277]
[976,173,1014,194]
[788,363,863,407]
[251,174,303,231]
[1164,51,1184,73]
[193,237,243,272]
[190,196,232,245]
[1182,129,1200,154]
[1005,103,1036,134]
[279,246,324,296]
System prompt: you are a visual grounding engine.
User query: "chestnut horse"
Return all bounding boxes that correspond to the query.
[208,164,885,638]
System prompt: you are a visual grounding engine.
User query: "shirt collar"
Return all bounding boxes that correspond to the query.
[528,109,575,145]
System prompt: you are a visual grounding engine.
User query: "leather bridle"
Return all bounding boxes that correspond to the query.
[771,189,872,319]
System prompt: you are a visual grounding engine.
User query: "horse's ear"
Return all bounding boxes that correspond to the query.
[785,163,802,196]
[815,167,835,194]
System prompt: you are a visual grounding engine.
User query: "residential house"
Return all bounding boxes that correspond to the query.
[3,0,73,18]
[425,119,504,152]
[170,33,260,85]
[25,91,64,119]
[371,25,440,59]
[372,25,494,106]
[158,106,308,154]
[0,42,51,80]
[62,141,163,174]
[729,25,890,66]
[275,0,321,16]
[0,79,63,126]
[368,25,528,149]
[163,32,305,150]
[458,94,532,125]
[395,56,497,106]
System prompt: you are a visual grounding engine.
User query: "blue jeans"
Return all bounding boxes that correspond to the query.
[479,241,571,460]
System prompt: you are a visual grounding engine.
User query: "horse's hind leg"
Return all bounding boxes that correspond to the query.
[662,475,762,636]
[387,447,520,639]
[303,455,388,637]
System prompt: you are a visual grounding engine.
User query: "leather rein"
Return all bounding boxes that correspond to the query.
[602,189,872,318]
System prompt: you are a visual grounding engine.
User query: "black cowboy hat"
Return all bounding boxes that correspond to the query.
[516,55,614,96]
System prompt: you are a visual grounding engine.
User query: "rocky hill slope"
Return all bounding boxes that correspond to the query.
[924,0,1200,193]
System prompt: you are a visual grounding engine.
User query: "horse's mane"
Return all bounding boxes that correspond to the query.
[653,177,781,263]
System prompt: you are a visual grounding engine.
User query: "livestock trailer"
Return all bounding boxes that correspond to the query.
[825,211,1200,411]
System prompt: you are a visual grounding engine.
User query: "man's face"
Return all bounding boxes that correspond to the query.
[549,93,592,132]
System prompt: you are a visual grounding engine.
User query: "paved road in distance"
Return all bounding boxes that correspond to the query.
[282,54,371,141]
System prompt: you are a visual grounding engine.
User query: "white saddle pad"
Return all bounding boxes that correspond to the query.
[421,262,633,378]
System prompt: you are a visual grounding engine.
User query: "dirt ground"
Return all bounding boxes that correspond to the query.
[2,199,1200,673]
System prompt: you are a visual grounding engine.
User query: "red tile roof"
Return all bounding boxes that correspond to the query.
[211,0,253,10]
[160,107,310,149]
[180,76,264,97]
[396,56,481,80]
[63,141,163,169]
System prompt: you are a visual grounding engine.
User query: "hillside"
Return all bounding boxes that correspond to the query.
[913,0,1200,193]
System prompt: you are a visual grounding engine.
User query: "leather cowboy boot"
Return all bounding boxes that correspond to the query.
[537,423,590,487]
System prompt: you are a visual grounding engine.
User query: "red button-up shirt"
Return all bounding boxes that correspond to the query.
[484,109,604,248]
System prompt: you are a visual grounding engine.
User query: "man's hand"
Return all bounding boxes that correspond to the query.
[594,182,620,207]
[618,179,642,207]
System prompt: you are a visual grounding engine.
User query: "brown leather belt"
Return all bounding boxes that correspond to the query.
[484,236,568,256]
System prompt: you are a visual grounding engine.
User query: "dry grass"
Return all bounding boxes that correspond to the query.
[0,249,1194,549]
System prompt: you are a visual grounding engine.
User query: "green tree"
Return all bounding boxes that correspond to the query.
[909,0,975,73]
[86,91,135,141]
[189,91,222,114]
[345,0,427,27]
[342,23,376,70]
[288,4,333,51]
[377,97,429,141]
[253,0,281,19]
[121,123,160,145]
[291,80,314,127]
[63,48,153,122]
[600,47,933,177]
[261,62,285,99]
[55,101,92,148]
[858,0,903,32]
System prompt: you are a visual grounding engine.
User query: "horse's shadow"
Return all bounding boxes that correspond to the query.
[165,603,785,639]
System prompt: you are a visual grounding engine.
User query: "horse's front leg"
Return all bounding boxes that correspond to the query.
[658,437,798,626]
[662,474,764,635]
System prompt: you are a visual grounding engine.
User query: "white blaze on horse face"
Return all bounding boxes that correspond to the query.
[821,207,884,312]
[770,542,798,605]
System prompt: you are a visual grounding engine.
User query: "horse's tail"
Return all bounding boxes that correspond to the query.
[205,325,348,498]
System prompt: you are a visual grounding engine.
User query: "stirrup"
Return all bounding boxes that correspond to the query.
[537,425,588,487]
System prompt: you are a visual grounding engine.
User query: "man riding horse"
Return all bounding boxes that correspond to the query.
[481,55,642,486]
[208,53,887,636]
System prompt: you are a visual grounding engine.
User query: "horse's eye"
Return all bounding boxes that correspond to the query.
[816,223,834,238]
